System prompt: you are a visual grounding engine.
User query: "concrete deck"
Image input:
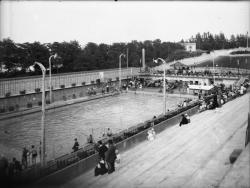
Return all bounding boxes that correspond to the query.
[61,93,250,188]
[218,144,250,188]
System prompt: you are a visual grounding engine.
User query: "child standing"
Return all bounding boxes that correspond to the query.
[115,149,121,168]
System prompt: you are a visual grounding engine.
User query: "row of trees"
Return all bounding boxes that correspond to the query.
[0,39,186,77]
[185,32,249,50]
[0,32,249,78]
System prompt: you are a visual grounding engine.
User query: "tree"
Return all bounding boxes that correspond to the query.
[49,41,81,72]
[0,38,27,73]
[195,33,202,49]
[20,42,50,71]
[127,40,142,68]
[229,35,237,48]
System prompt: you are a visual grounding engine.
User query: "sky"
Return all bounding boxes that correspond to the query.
[0,1,249,46]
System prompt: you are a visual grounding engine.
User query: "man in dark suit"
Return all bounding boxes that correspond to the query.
[105,139,117,174]
[97,140,108,160]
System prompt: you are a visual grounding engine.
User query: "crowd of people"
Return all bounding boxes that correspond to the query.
[0,144,39,180]
[72,128,114,153]
[121,78,144,92]
[1,77,248,181]
[70,127,119,177]
[153,68,241,78]
[87,82,118,96]
[87,87,97,96]
[94,140,120,176]
[199,83,247,112]
[0,128,115,178]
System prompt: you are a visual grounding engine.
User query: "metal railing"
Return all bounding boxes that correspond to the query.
[0,67,141,98]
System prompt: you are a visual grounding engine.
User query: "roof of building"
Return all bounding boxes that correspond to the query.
[170,61,189,68]
[188,84,214,90]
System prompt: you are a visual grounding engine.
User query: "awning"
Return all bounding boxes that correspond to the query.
[188,85,214,91]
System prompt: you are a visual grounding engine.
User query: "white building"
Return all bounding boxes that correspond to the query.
[181,43,196,52]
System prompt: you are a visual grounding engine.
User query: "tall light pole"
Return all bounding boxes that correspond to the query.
[237,59,240,78]
[153,58,167,115]
[30,62,46,167]
[119,53,126,89]
[126,48,129,69]
[126,48,129,79]
[246,58,248,75]
[212,51,215,85]
[49,53,58,103]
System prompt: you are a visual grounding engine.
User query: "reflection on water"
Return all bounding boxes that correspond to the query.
[0,93,185,160]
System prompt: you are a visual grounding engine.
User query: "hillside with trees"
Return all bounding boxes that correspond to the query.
[185,32,248,51]
[0,32,249,78]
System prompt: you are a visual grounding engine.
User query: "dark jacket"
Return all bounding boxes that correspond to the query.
[94,160,108,176]
[105,145,116,163]
[99,144,108,160]
[72,141,79,152]
[180,115,189,126]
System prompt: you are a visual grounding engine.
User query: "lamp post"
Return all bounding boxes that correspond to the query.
[245,58,248,75]
[30,62,46,167]
[153,58,167,115]
[49,53,58,103]
[216,64,219,76]
[212,51,215,85]
[119,53,126,89]
[126,48,129,79]
[237,59,240,78]
[126,48,129,69]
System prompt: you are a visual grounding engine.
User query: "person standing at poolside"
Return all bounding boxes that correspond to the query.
[107,128,113,137]
[87,134,94,144]
[97,141,108,160]
[105,140,117,174]
[72,138,79,152]
[21,147,28,169]
[31,145,38,165]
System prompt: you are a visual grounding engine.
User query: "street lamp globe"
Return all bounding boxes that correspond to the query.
[29,65,35,72]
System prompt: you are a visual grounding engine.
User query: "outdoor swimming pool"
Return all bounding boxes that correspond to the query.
[0,92,186,161]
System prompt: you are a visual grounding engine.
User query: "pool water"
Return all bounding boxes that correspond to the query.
[0,93,185,161]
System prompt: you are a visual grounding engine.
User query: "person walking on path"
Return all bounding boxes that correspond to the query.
[105,140,117,174]
[31,145,37,165]
[72,138,79,152]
